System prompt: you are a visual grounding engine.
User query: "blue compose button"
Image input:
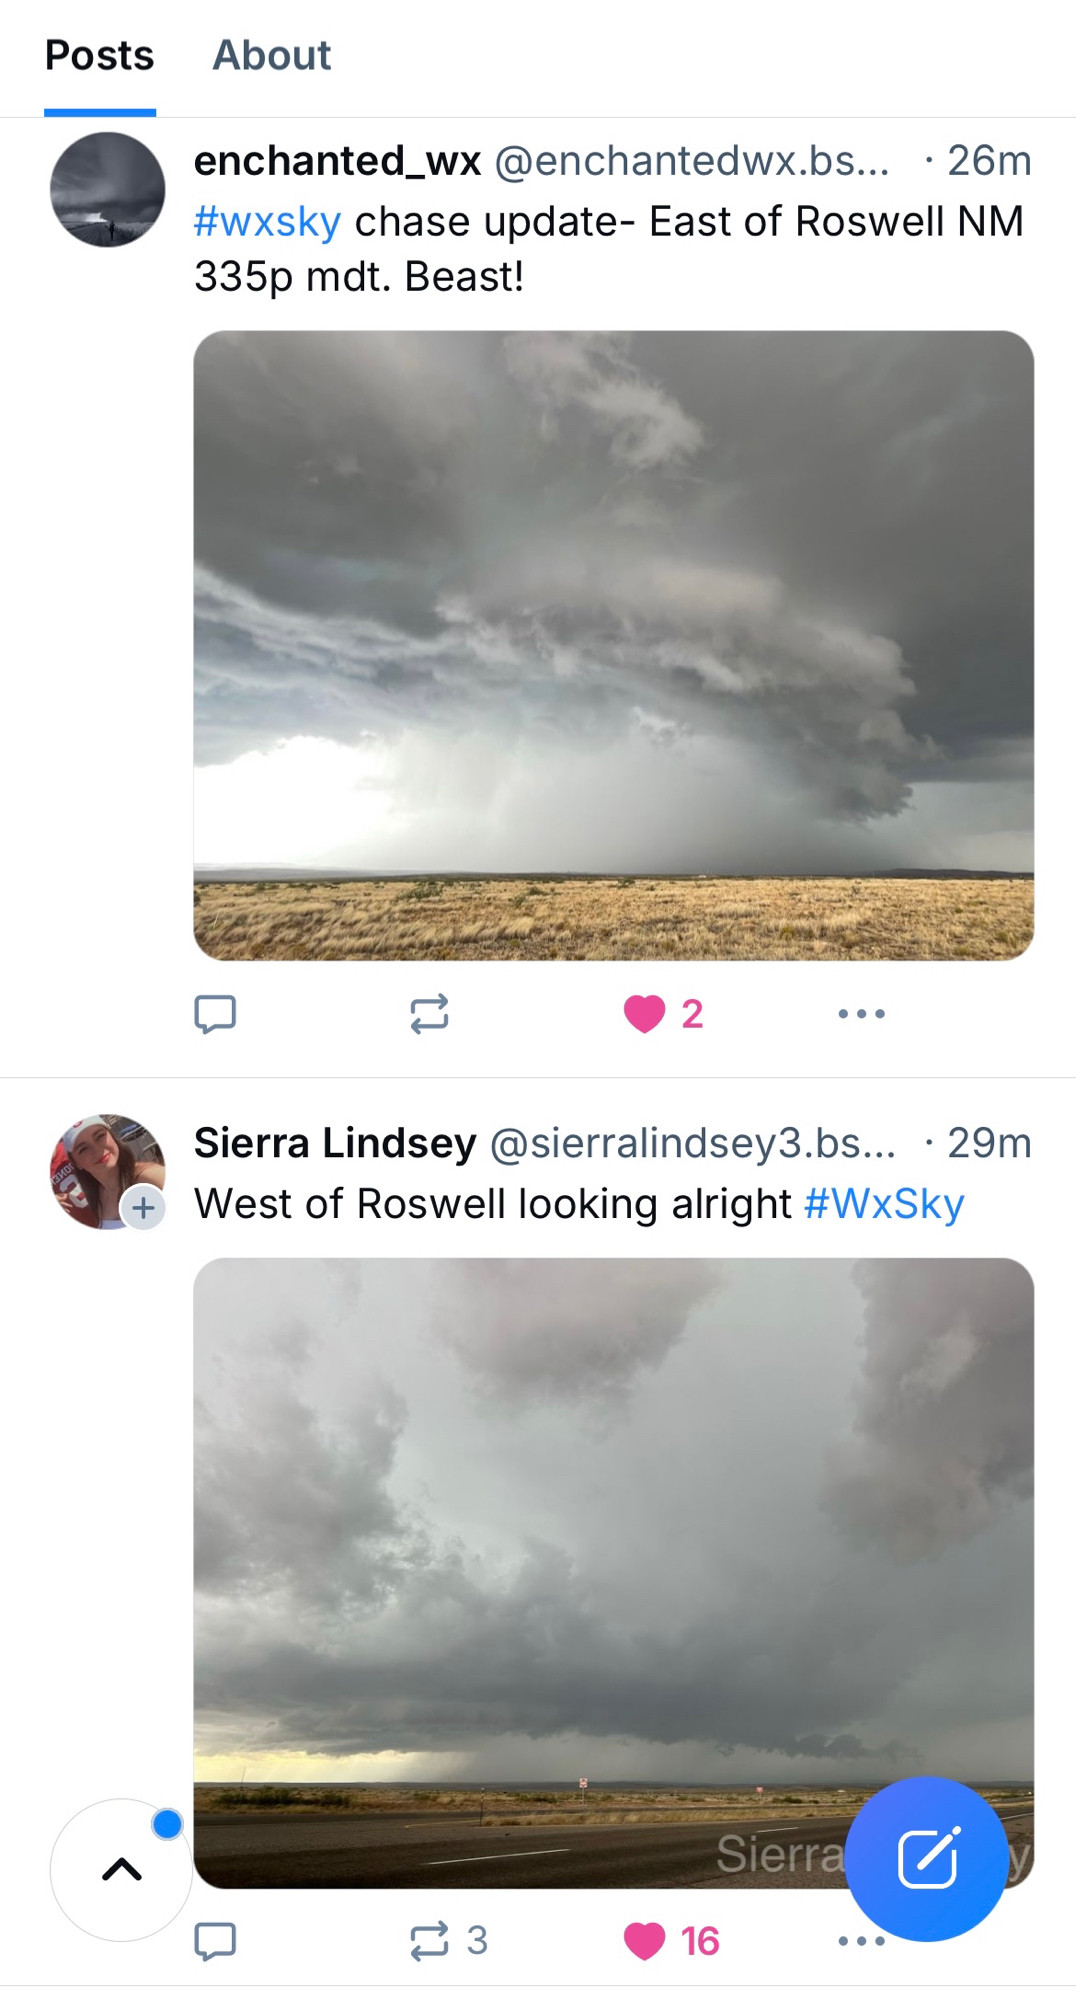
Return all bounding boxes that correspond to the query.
[844,1776,1011,1942]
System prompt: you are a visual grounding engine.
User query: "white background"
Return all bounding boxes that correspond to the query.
[0,1073,1060,1987]
[1,101,1068,1082]
[0,1,1070,1991]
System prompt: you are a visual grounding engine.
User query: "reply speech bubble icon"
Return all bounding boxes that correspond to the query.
[195,1921,236,1961]
[194,994,236,1034]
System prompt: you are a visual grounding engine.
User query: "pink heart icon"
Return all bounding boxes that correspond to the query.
[624,1923,666,1961]
[624,994,666,1034]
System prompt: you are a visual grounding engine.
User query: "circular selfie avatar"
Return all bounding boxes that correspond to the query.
[51,1115,165,1232]
[49,131,165,247]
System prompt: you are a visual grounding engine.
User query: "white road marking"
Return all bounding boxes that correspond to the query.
[424,1848,572,1866]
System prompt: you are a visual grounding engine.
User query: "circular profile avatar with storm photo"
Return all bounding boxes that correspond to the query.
[49,130,165,247]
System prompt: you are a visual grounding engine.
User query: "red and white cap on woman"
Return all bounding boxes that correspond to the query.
[62,1116,111,1152]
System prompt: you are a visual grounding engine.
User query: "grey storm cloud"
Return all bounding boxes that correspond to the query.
[195,1377,421,1610]
[194,1260,1032,1779]
[193,331,1032,873]
[824,1260,1033,1559]
[436,1258,724,1402]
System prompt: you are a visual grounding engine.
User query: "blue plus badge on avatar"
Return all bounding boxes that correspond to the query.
[844,1776,1010,1942]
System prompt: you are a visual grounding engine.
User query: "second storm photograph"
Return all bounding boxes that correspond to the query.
[193,330,1033,962]
[193,1258,1033,1891]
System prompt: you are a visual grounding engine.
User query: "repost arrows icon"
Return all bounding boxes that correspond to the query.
[410,995,449,1034]
[410,1919,449,1959]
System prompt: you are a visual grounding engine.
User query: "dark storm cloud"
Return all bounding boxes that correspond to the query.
[193,331,1032,872]
[194,1261,1032,1777]
[50,131,165,231]
[196,1546,901,1761]
[195,1376,424,1608]
[825,1260,1033,1558]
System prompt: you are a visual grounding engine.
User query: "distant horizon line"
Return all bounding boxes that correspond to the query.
[194,866,1034,883]
[193,1776,1035,1790]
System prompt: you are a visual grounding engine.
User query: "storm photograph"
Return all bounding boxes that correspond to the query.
[194,1258,1034,1889]
[50,130,165,246]
[193,330,1033,961]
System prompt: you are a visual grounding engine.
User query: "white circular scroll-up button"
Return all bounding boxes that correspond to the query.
[51,1798,192,1941]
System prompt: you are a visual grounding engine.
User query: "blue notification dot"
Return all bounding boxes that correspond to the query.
[844,1776,1010,1942]
[152,1808,183,1840]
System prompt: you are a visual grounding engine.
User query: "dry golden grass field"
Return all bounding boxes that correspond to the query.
[194,875,1033,962]
[193,1784,872,1826]
[194,1782,1029,1828]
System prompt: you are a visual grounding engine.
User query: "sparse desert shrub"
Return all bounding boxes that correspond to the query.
[399,879,444,901]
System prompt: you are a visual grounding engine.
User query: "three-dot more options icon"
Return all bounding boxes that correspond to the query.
[50,1800,192,1942]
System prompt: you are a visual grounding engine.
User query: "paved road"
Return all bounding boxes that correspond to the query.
[195,1805,1034,1891]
